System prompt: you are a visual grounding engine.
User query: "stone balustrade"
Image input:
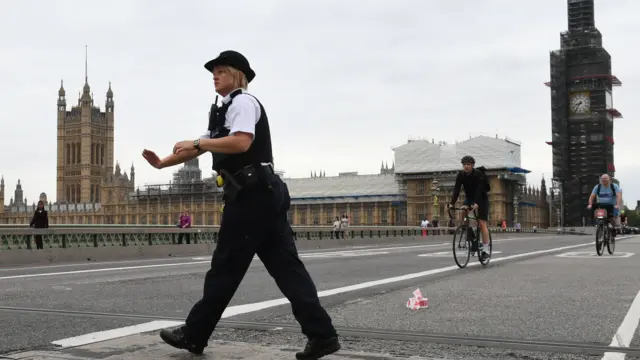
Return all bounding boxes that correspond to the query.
[0,225,587,250]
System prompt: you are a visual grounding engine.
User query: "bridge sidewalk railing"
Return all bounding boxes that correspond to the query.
[0,225,586,250]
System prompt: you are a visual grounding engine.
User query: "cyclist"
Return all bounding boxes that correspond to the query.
[447,155,491,261]
[587,174,622,238]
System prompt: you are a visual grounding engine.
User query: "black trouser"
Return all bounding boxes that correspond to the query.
[184,174,337,345]
[33,235,43,249]
[177,233,191,244]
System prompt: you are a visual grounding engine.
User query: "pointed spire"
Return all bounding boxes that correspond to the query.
[81,45,91,97]
[84,45,88,85]
[58,79,65,96]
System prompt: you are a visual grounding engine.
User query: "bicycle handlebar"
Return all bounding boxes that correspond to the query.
[447,206,479,219]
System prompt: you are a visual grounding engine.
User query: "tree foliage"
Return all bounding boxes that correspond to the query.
[623,206,640,227]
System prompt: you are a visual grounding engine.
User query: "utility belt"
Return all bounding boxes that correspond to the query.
[216,163,275,202]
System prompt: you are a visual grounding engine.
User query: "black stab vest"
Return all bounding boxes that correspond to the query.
[208,89,274,173]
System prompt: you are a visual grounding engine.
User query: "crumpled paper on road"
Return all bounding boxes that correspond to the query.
[406,288,428,310]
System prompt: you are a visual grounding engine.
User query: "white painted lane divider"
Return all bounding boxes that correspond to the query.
[0,235,568,277]
[557,251,635,259]
[300,251,390,259]
[0,244,451,281]
[602,287,640,360]
[51,238,638,348]
[418,251,502,257]
[52,320,184,348]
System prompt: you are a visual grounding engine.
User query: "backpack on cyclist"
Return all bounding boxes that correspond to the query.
[596,183,616,199]
[476,166,491,192]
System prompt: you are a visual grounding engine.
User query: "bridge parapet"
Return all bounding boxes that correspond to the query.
[0,225,587,250]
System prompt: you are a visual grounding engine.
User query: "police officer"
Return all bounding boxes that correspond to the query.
[142,50,340,359]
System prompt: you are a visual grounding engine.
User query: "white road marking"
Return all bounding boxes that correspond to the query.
[602,287,640,360]
[301,251,390,259]
[0,235,588,281]
[418,251,502,257]
[51,238,628,348]
[0,261,212,281]
[52,320,184,348]
[0,244,445,280]
[557,251,635,258]
[0,235,561,275]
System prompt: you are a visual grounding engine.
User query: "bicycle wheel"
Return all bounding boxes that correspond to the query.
[607,227,616,255]
[595,225,604,256]
[478,226,493,266]
[453,225,471,268]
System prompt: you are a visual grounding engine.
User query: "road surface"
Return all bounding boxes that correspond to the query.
[1,233,639,359]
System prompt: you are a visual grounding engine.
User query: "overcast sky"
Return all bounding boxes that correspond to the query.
[0,0,638,207]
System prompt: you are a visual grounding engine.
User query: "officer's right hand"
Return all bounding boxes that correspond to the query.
[142,149,163,169]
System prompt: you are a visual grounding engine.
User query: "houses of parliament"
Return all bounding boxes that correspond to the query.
[0,75,551,228]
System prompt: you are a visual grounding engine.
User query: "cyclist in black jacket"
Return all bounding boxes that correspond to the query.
[447,155,491,261]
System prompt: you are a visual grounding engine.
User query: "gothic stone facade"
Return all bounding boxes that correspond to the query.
[0,81,548,228]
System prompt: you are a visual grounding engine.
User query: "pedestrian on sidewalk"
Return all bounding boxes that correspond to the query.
[29,200,48,249]
[142,50,340,359]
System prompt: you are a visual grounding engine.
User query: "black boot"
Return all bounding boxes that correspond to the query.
[295,336,341,360]
[159,326,206,355]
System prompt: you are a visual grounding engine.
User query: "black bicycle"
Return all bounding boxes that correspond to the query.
[448,206,493,268]
[593,206,615,256]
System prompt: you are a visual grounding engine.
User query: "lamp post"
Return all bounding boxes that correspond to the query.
[551,177,564,228]
[513,186,520,227]
[431,179,440,222]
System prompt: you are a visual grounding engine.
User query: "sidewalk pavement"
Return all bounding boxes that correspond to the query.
[4,333,439,360]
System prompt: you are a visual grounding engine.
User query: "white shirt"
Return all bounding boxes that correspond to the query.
[200,88,261,140]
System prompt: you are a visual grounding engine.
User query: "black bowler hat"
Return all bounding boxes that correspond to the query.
[204,50,256,83]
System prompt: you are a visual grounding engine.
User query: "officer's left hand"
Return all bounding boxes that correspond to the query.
[471,203,479,210]
[173,140,195,155]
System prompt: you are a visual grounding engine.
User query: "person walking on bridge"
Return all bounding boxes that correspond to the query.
[142,50,340,359]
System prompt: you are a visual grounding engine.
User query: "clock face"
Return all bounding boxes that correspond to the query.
[570,92,591,114]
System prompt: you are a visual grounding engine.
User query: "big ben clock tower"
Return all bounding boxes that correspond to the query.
[545,0,622,227]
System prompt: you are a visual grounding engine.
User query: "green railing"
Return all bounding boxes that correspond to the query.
[0,225,584,250]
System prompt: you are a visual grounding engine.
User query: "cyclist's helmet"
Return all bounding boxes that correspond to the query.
[461,155,475,164]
